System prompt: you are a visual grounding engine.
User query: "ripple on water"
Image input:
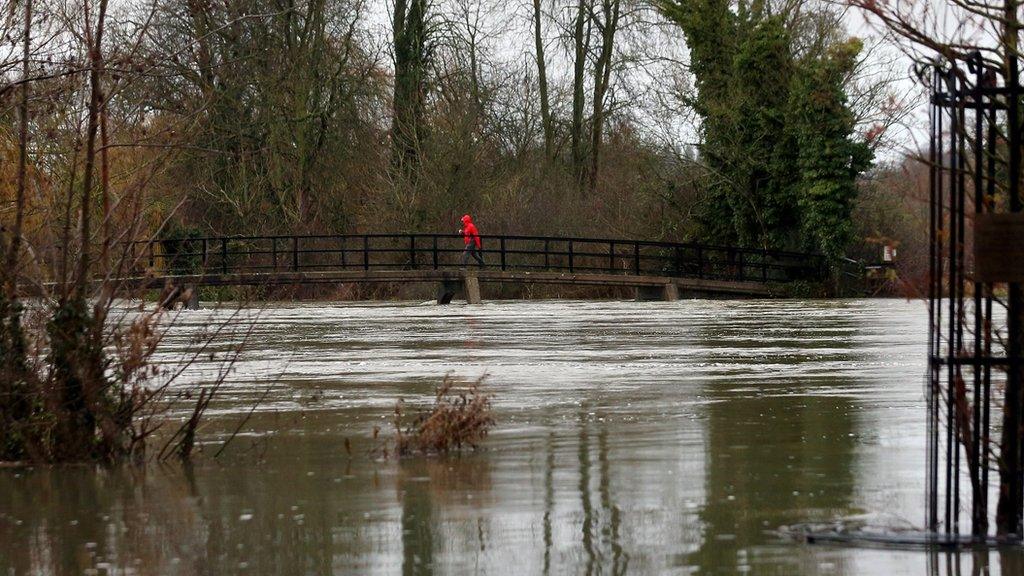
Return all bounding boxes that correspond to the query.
[6,298,1013,575]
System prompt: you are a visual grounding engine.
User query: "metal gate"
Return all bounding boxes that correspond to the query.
[926,51,1024,539]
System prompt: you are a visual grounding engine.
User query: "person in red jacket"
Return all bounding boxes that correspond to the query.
[459,214,484,268]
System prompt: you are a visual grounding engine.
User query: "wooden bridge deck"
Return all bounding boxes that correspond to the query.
[119,268,772,297]
[122,233,822,304]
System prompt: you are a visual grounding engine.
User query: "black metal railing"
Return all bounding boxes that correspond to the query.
[126,233,827,284]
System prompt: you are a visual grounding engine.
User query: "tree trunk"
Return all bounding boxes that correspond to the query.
[588,0,620,196]
[5,0,33,298]
[570,0,589,191]
[533,0,553,159]
[78,0,109,294]
[391,0,429,175]
[100,99,110,272]
[997,0,1024,536]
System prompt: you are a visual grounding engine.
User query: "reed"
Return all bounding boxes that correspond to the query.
[388,375,494,457]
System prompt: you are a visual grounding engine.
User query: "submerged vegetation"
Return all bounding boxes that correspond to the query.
[380,375,495,458]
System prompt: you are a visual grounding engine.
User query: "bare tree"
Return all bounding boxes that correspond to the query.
[533,0,554,158]
[570,0,591,190]
[392,0,432,174]
[588,0,621,194]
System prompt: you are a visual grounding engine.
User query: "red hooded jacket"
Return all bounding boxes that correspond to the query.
[461,215,481,248]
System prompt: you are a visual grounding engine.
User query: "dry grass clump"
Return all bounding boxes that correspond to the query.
[383,375,494,457]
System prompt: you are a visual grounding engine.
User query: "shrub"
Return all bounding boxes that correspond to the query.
[389,375,494,457]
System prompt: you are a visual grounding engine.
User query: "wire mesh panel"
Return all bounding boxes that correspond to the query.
[926,53,1024,538]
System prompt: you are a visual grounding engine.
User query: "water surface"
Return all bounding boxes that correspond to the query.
[2,299,1020,574]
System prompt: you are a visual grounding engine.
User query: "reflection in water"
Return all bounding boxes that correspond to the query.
[687,304,859,574]
[543,432,554,576]
[397,456,494,575]
[573,411,629,576]
[924,548,1024,576]
[691,393,857,574]
[400,464,434,575]
[7,299,1024,574]
[597,426,628,575]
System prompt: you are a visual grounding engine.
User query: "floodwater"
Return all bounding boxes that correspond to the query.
[2,299,1022,575]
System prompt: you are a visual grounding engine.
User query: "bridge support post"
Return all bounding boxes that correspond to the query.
[636,283,678,302]
[663,283,679,302]
[436,275,481,305]
[185,284,200,310]
[464,274,482,305]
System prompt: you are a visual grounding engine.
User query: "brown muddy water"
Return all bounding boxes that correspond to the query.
[2,299,1023,575]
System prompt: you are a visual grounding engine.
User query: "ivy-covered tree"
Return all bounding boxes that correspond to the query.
[656,0,872,260]
[788,38,874,259]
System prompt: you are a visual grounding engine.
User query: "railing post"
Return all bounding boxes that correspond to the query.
[633,243,640,275]
[363,236,369,271]
[568,240,574,273]
[272,237,278,271]
[340,237,347,268]
[148,242,155,269]
[544,239,550,269]
[432,236,439,269]
[500,237,507,271]
[202,238,208,269]
[609,241,615,273]
[292,236,299,272]
[221,238,228,274]
[409,236,416,269]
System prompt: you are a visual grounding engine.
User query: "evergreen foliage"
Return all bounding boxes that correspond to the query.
[657,0,873,259]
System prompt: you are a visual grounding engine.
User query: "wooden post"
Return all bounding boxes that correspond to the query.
[363,236,369,271]
[500,237,507,271]
[221,238,228,274]
[409,235,416,269]
[568,240,574,272]
[544,239,550,269]
[633,243,640,275]
[609,241,615,273]
[432,236,439,269]
[272,237,278,271]
[202,238,208,269]
[292,236,299,271]
[340,236,346,268]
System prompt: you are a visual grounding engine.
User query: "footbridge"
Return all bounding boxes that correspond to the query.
[121,233,827,305]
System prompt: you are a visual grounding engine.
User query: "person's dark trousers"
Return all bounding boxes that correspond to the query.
[462,244,484,267]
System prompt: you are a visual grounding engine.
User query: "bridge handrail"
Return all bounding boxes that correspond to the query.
[125,232,828,284]
[128,233,826,260]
